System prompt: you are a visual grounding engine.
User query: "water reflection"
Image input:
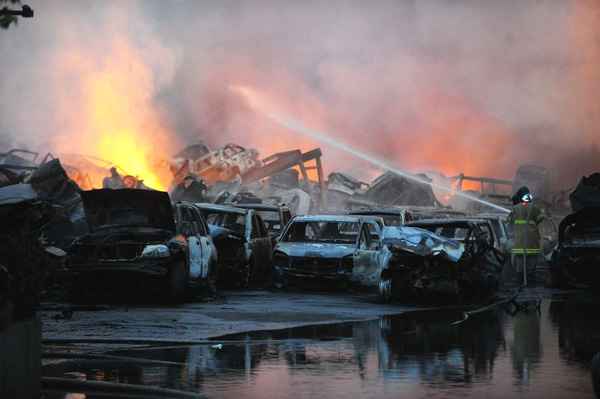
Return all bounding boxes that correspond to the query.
[46,299,598,399]
[510,307,542,385]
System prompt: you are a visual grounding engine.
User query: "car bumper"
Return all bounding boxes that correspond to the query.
[274,266,352,281]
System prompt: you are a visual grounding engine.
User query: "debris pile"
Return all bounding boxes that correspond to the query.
[0,182,65,330]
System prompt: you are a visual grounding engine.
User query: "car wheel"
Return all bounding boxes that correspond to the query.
[167,260,188,302]
[378,278,393,303]
[239,261,251,289]
[271,266,288,290]
[205,259,218,297]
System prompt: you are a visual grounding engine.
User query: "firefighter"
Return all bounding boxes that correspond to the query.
[508,186,544,286]
[171,175,207,203]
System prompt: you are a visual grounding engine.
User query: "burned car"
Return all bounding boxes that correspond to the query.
[348,207,414,226]
[235,203,292,240]
[548,207,600,289]
[379,218,506,303]
[0,183,66,324]
[195,203,273,287]
[472,213,512,252]
[67,189,217,302]
[272,215,391,289]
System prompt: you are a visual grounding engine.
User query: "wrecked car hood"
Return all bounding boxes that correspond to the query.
[0,183,38,206]
[382,226,464,262]
[81,189,175,232]
[558,207,600,247]
[276,242,356,258]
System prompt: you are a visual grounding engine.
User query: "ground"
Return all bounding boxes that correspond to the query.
[41,290,416,343]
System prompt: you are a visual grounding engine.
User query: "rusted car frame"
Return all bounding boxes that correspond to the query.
[379,218,506,303]
[272,215,391,289]
[234,203,292,241]
[195,203,273,287]
[67,189,218,302]
[548,208,600,289]
[348,207,414,226]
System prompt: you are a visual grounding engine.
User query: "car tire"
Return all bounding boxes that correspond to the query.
[239,261,251,289]
[167,260,188,302]
[378,278,393,303]
[205,259,218,297]
[271,267,288,290]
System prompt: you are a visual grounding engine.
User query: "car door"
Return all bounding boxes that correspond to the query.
[249,212,272,277]
[190,207,213,280]
[280,208,292,230]
[352,221,387,287]
[255,213,273,261]
[179,205,204,280]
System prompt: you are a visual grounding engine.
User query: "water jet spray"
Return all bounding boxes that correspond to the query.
[231,85,511,214]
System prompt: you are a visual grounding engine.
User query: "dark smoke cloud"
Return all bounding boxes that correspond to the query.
[1,0,599,188]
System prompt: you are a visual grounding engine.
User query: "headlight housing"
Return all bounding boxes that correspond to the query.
[140,244,171,258]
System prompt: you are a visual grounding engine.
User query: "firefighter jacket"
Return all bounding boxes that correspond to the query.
[508,202,544,254]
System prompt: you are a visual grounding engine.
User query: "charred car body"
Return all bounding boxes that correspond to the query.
[348,207,414,226]
[67,189,217,302]
[0,183,66,326]
[548,207,600,289]
[378,218,506,303]
[195,203,273,287]
[235,203,292,241]
[272,215,392,289]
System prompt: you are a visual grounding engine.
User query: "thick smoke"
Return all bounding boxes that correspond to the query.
[1,0,599,188]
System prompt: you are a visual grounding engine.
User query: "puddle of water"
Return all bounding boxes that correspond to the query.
[45,297,600,399]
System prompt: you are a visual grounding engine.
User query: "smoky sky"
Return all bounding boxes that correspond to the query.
[1,0,599,187]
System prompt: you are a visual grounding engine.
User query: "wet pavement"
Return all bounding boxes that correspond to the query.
[41,290,415,343]
[42,289,600,398]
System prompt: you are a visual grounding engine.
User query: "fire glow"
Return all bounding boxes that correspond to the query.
[50,38,175,191]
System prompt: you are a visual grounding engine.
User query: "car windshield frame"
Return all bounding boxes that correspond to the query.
[204,211,247,236]
[281,220,360,244]
[255,210,282,233]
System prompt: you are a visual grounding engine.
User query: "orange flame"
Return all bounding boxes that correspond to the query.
[51,38,176,191]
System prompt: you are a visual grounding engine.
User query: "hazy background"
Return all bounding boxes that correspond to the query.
[1,0,599,188]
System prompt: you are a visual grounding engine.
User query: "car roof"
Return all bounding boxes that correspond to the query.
[293,214,362,223]
[193,202,248,215]
[349,208,406,216]
[407,218,490,227]
[473,213,509,220]
[234,203,282,212]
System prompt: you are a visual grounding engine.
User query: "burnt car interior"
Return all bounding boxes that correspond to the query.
[256,210,283,233]
[282,221,360,244]
[206,211,246,236]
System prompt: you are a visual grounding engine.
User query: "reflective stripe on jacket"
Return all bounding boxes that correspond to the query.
[509,203,544,253]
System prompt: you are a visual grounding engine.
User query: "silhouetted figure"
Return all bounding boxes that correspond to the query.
[102,167,124,189]
[171,175,207,203]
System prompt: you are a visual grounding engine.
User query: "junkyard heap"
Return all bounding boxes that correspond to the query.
[0,140,597,314]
